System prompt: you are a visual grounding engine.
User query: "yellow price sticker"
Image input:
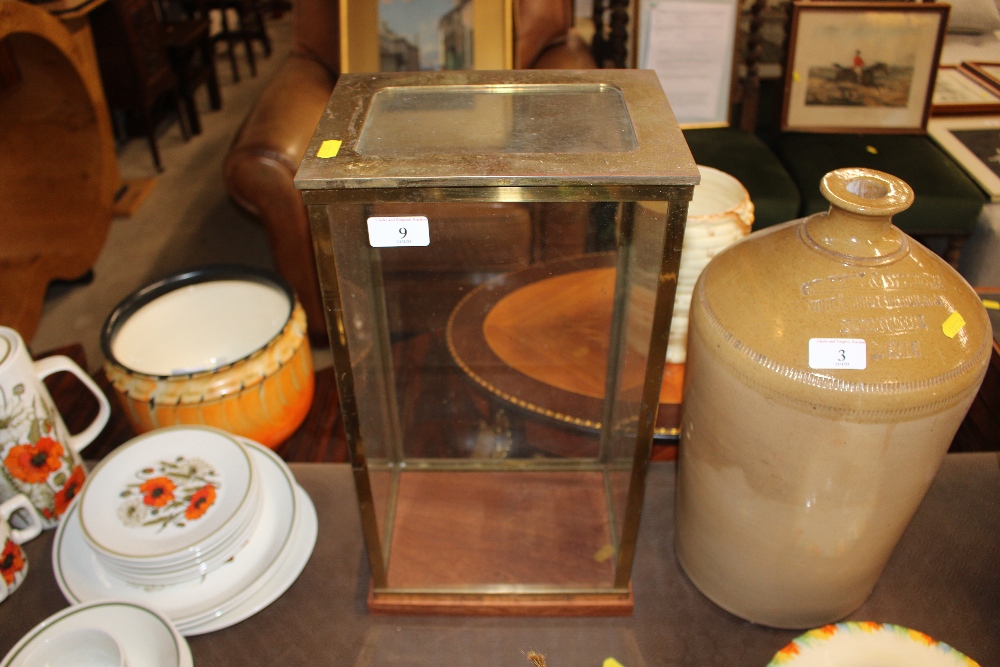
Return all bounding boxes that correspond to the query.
[792,70,801,82]
[317,139,342,158]
[942,311,966,338]
[983,299,1000,310]
[603,659,626,667]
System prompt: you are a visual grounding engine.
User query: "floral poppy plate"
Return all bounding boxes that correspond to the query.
[53,438,295,626]
[767,622,981,667]
[78,426,254,560]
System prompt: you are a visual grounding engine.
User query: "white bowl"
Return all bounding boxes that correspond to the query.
[1,601,191,667]
[98,482,263,586]
[18,628,123,667]
[110,279,289,377]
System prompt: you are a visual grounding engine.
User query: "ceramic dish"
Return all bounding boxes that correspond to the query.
[176,482,316,636]
[101,267,315,448]
[1,600,192,667]
[109,279,291,377]
[54,440,294,626]
[767,622,981,667]
[79,426,254,561]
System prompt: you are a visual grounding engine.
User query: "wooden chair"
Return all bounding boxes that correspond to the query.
[590,0,630,68]
[160,17,221,135]
[185,0,271,83]
[89,0,188,171]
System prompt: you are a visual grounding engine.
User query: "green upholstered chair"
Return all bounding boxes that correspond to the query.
[683,127,801,230]
[773,133,987,266]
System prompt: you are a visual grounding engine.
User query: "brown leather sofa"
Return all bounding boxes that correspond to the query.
[224,0,596,338]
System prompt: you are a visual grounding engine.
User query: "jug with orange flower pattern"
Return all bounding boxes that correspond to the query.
[0,327,110,528]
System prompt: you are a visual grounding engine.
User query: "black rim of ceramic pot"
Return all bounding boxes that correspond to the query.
[100,265,295,379]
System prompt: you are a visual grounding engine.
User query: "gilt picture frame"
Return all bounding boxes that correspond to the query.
[781,2,949,133]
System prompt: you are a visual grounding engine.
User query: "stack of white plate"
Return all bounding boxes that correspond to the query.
[79,428,263,587]
[53,425,317,636]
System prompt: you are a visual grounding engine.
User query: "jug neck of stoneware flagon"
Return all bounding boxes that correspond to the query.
[800,167,914,266]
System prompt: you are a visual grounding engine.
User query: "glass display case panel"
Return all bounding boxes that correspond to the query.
[313,196,675,595]
[355,84,638,156]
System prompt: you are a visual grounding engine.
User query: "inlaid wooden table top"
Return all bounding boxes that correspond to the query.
[447,254,685,441]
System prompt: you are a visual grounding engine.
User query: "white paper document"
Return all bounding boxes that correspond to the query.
[641,0,737,124]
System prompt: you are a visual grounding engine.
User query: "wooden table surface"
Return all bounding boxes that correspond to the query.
[2,454,997,666]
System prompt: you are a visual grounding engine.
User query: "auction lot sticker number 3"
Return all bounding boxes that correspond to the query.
[809,338,867,370]
[368,216,430,248]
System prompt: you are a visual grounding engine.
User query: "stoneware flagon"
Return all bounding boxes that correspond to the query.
[101,267,314,448]
[674,168,992,629]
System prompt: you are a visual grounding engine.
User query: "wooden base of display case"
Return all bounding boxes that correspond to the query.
[367,470,634,616]
[368,585,634,616]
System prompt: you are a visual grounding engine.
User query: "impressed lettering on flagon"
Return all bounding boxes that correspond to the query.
[801,271,952,363]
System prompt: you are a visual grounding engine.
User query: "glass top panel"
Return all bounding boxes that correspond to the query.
[356,84,638,156]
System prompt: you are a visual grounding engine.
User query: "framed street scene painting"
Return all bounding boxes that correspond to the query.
[781,2,949,133]
[340,0,512,73]
[928,115,1000,201]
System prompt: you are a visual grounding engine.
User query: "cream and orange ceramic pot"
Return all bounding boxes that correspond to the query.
[638,166,754,364]
[101,267,314,448]
[675,168,992,629]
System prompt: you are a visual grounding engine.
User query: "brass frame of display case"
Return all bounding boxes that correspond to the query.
[297,69,698,615]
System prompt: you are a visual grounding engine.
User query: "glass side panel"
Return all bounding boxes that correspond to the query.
[605,201,673,546]
[356,84,638,156]
[319,197,669,593]
[324,203,400,558]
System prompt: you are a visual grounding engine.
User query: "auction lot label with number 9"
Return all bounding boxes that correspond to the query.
[367,216,430,247]
[809,338,867,370]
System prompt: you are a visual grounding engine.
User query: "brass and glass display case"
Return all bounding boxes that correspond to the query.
[296,70,698,614]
